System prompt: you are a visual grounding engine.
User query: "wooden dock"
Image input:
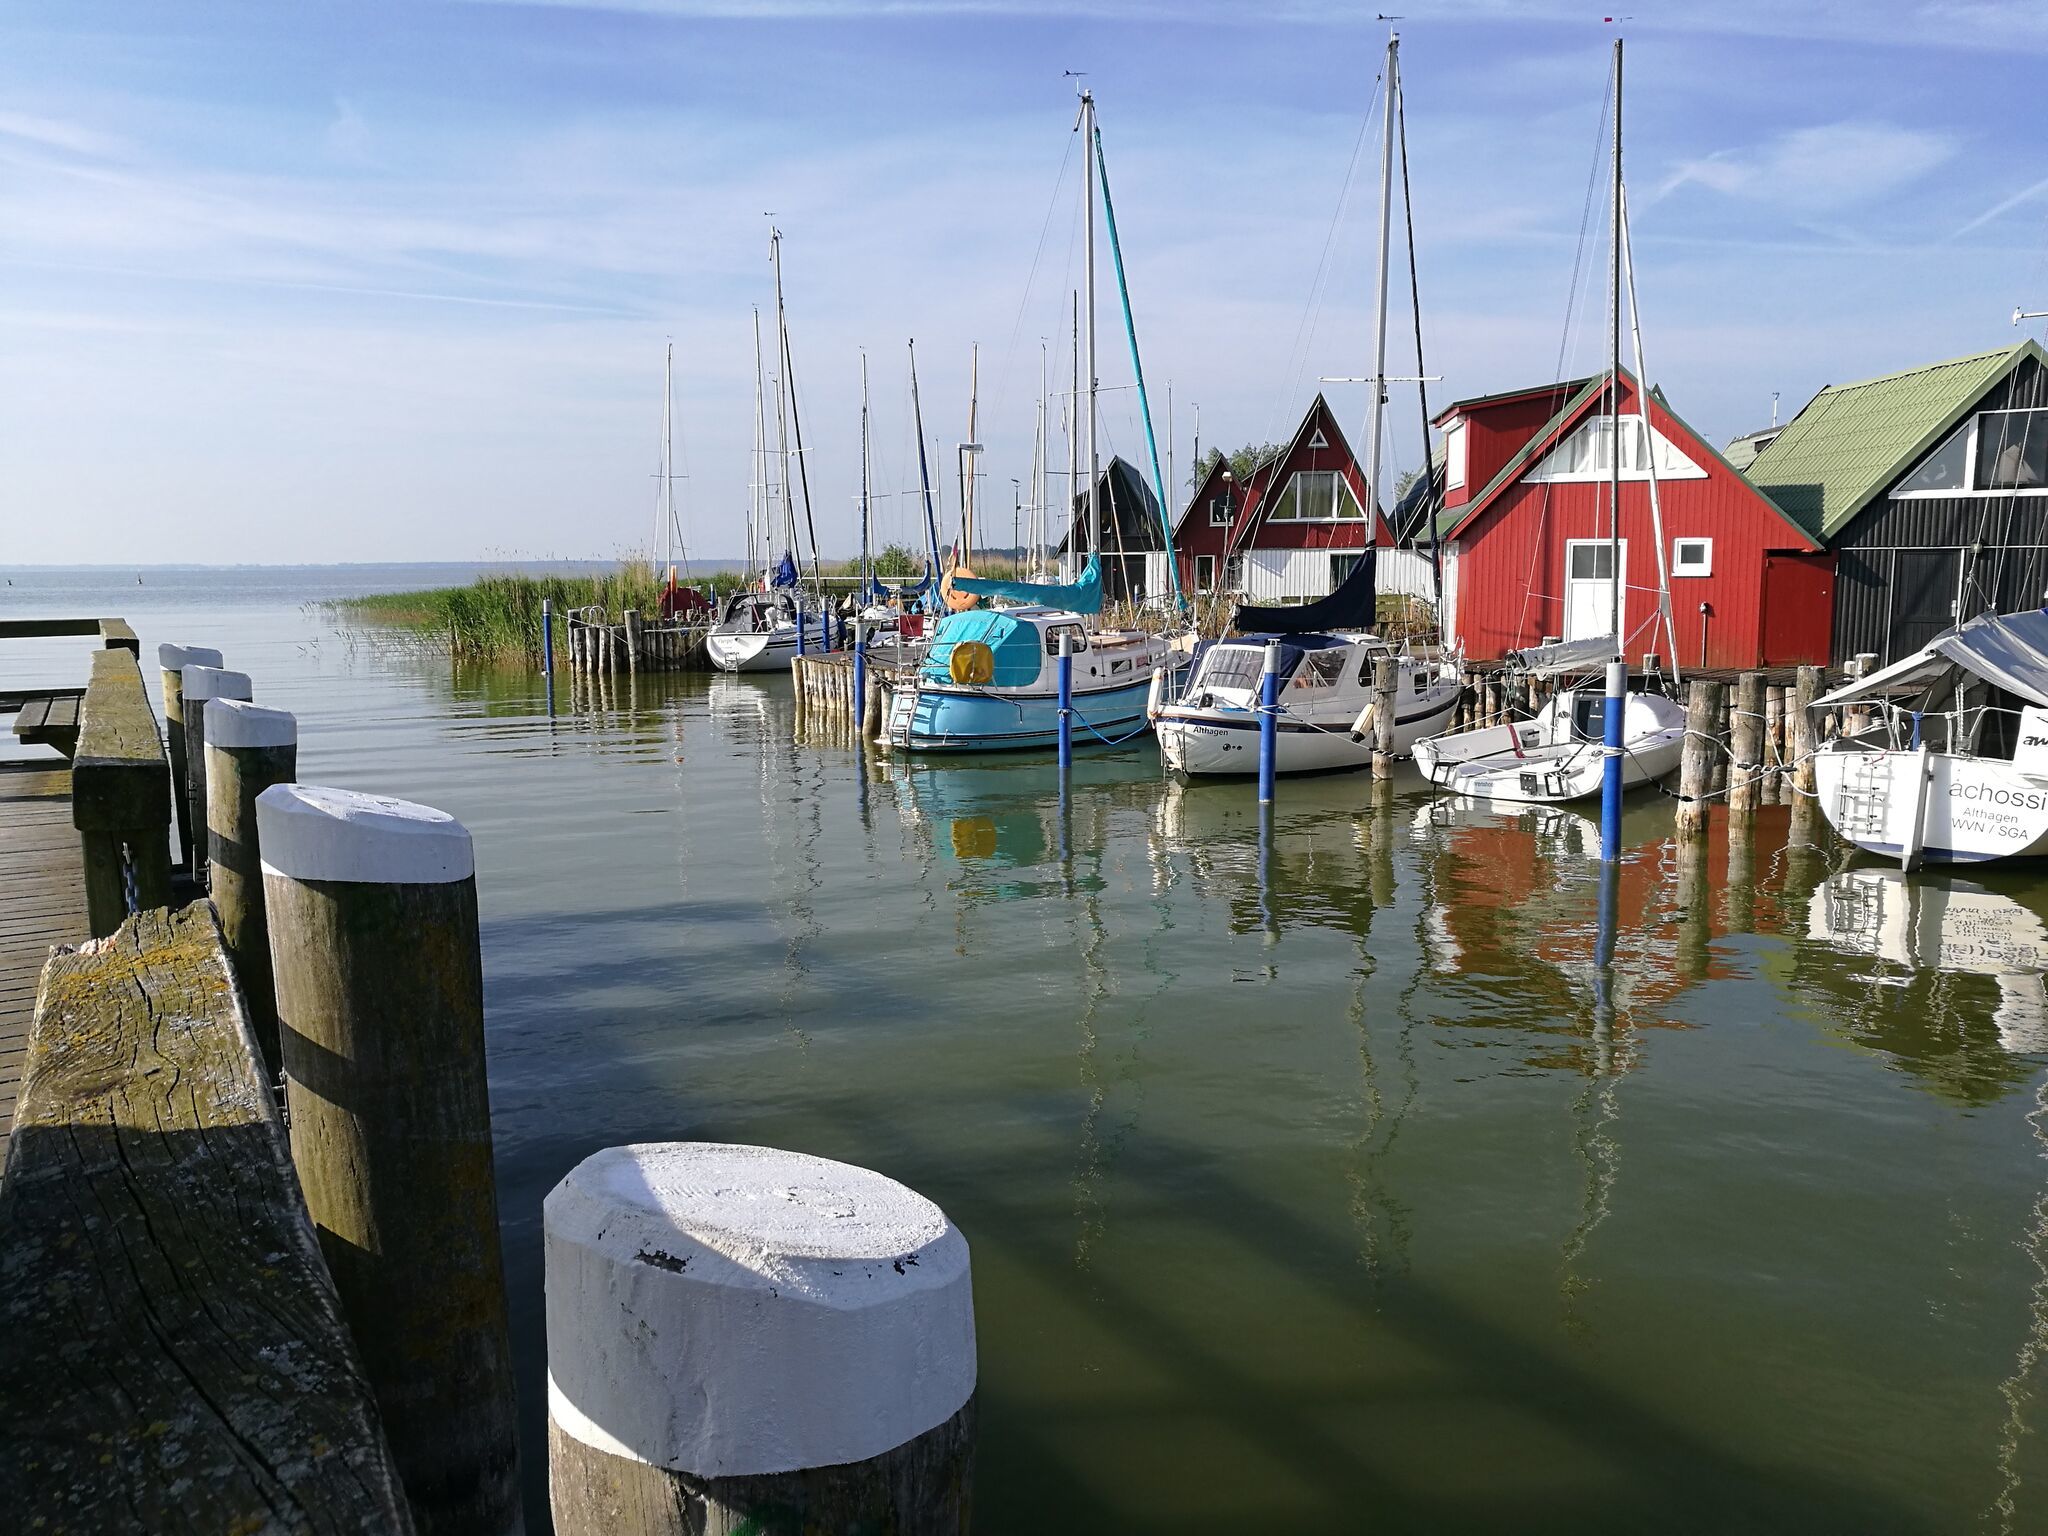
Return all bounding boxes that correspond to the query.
[0,759,85,1165]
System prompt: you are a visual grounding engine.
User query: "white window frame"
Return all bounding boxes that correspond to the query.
[1330,550,1365,587]
[1264,469,1368,523]
[1525,416,1707,483]
[1207,495,1233,527]
[1194,553,1216,592]
[1671,537,1712,577]
[1894,408,2048,498]
[1445,421,1467,489]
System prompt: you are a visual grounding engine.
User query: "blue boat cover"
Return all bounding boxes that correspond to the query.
[951,555,1102,615]
[920,609,1049,688]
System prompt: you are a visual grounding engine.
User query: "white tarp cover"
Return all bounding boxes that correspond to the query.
[1508,634,1619,677]
[1816,609,2048,710]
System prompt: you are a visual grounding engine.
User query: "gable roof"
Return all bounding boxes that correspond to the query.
[1433,376,1595,428]
[1744,341,2043,541]
[1433,369,1821,550]
[1055,456,1160,554]
[1170,454,1239,541]
[1226,393,1373,548]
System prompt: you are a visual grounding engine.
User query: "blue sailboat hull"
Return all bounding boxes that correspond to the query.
[899,677,1156,752]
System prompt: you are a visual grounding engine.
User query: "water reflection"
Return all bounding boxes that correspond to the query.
[1803,868,2048,1100]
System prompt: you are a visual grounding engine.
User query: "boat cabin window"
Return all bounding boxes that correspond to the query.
[1571,693,1609,742]
[1198,646,1265,693]
[1293,650,1347,690]
[1044,624,1090,657]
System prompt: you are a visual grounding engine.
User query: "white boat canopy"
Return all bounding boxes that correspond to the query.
[1507,635,1620,677]
[1815,608,2048,711]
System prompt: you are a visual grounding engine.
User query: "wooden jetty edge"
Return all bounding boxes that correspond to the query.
[0,903,414,1533]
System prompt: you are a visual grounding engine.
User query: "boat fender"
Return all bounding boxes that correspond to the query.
[949,640,995,685]
[1146,669,1166,721]
[1350,701,1374,745]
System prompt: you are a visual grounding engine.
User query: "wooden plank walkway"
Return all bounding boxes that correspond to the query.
[0,759,86,1166]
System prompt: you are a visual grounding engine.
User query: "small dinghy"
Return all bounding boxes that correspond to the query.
[1412,637,1685,804]
[1811,608,2048,867]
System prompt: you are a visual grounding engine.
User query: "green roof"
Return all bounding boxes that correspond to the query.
[1744,342,2042,541]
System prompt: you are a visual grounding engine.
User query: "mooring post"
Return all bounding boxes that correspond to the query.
[541,598,555,675]
[203,699,297,1078]
[157,643,223,872]
[1057,631,1074,774]
[1600,660,1625,861]
[544,1142,976,1536]
[1371,655,1397,779]
[1730,671,1765,817]
[1765,684,1786,801]
[623,608,644,674]
[1258,640,1281,806]
[181,666,253,887]
[1675,677,1724,844]
[1792,664,1821,796]
[257,785,523,1536]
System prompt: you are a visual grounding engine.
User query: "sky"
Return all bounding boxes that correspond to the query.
[3,0,2047,566]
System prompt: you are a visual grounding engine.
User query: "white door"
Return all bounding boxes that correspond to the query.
[1564,539,1625,642]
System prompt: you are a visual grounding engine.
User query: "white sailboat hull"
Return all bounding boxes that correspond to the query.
[707,626,799,673]
[1155,688,1456,776]
[1813,744,2048,865]
[1413,690,1686,805]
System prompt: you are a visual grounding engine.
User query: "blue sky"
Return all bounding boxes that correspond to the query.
[3,0,2045,564]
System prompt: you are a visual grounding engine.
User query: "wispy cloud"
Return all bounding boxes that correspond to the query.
[1952,172,2048,238]
[1652,122,1957,214]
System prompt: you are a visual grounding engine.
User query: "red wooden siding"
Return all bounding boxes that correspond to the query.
[1758,552,1836,667]
[1440,386,1585,513]
[1447,379,1829,670]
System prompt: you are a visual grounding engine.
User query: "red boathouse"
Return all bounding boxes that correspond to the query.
[1433,370,1832,671]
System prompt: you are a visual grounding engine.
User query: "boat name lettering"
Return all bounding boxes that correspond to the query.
[1948,781,2048,812]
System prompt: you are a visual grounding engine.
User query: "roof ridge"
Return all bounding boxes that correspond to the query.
[1810,342,2028,397]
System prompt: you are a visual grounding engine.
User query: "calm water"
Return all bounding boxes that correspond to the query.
[9,567,2048,1533]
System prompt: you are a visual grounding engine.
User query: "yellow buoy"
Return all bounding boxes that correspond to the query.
[948,640,995,685]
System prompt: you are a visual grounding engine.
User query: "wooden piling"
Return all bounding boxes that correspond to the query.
[1372,656,1397,778]
[1675,678,1723,843]
[203,698,297,1078]
[259,785,522,1536]
[158,642,222,871]
[546,1143,975,1536]
[1792,665,1822,796]
[1764,685,1785,801]
[1729,671,1766,816]
[181,666,252,886]
[623,609,644,673]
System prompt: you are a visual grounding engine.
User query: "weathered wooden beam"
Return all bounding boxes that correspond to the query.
[0,903,415,1534]
[72,647,172,935]
[0,617,103,641]
[97,617,139,653]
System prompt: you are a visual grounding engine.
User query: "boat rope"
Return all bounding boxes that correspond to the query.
[1069,706,1154,747]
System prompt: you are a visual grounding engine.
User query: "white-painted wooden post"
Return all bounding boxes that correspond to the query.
[181,666,252,886]
[258,784,523,1536]
[158,643,224,871]
[545,1142,976,1535]
[203,699,297,1076]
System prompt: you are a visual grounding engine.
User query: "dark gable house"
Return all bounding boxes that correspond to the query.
[1746,340,2048,667]
[1056,455,1161,606]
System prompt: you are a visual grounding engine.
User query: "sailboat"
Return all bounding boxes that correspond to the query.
[710,231,820,674]
[1411,37,1687,804]
[1156,35,1460,779]
[884,89,1171,752]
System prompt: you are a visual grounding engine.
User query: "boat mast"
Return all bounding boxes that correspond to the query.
[1037,340,1050,577]
[661,339,674,583]
[963,343,979,561]
[1363,34,1398,542]
[750,307,768,579]
[859,350,871,602]
[909,340,941,594]
[1621,184,1681,681]
[769,231,797,583]
[1607,37,1624,653]
[772,227,825,600]
[1082,90,1101,590]
[1395,52,1445,633]
[1068,291,1079,577]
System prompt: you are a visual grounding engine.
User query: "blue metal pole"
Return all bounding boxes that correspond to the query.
[1259,640,1281,805]
[1057,632,1074,773]
[540,597,555,676]
[1600,660,1626,861]
[853,621,867,738]
[796,599,807,657]
[822,608,832,654]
